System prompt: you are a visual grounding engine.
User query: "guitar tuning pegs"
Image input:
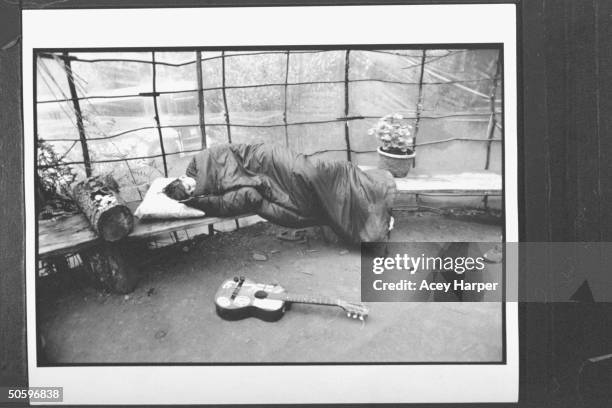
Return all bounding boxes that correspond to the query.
[347,312,351,318]
[359,315,364,321]
[352,314,358,319]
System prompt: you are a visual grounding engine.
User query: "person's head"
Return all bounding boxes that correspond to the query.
[162,175,196,201]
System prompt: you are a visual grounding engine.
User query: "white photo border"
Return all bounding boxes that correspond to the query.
[23,4,518,404]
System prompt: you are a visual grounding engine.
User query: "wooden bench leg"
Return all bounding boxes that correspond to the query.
[81,242,138,294]
[48,255,70,275]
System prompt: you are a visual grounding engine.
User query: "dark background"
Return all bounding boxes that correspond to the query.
[1,1,611,407]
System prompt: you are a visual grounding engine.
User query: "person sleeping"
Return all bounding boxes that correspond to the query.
[162,143,396,245]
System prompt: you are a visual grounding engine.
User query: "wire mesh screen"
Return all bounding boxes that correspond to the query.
[36,48,502,203]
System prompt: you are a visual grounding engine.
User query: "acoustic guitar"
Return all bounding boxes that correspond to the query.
[214,276,369,322]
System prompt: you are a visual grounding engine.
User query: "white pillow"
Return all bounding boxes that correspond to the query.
[134,178,206,219]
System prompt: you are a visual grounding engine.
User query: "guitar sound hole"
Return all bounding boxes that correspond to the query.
[254,290,269,299]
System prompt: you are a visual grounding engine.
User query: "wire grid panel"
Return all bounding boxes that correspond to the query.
[35,48,503,198]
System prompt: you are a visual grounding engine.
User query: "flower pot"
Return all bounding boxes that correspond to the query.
[377,147,415,178]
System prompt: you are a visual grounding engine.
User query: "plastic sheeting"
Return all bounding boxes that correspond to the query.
[36,48,502,200]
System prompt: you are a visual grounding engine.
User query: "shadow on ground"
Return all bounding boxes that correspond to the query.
[37,212,504,364]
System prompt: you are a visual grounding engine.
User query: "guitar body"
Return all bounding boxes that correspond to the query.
[214,277,289,322]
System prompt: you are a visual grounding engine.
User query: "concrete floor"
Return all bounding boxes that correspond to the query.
[37,212,503,364]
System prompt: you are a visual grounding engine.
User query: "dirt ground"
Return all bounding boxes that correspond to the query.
[37,212,503,364]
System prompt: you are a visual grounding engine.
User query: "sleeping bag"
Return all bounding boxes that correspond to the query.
[182,143,396,245]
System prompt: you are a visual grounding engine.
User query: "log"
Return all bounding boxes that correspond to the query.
[71,174,134,242]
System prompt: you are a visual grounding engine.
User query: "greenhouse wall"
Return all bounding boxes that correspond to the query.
[36,48,502,206]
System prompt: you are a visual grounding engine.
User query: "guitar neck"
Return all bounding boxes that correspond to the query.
[273,293,341,307]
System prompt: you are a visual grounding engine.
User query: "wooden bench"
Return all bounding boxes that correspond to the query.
[38,170,501,293]
[358,166,502,196]
[38,213,253,258]
[393,171,502,196]
[38,212,259,293]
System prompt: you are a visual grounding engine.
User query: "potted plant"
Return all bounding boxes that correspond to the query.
[368,113,415,177]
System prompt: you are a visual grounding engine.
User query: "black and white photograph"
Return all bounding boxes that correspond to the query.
[6,0,612,406]
[19,4,519,405]
[35,45,505,365]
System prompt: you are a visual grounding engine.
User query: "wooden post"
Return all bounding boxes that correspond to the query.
[483,52,502,210]
[48,255,70,275]
[283,50,290,147]
[81,243,138,294]
[283,50,291,147]
[196,51,207,149]
[485,53,502,170]
[412,49,427,168]
[221,51,232,143]
[72,174,134,242]
[62,52,92,177]
[343,50,352,162]
[151,52,168,176]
